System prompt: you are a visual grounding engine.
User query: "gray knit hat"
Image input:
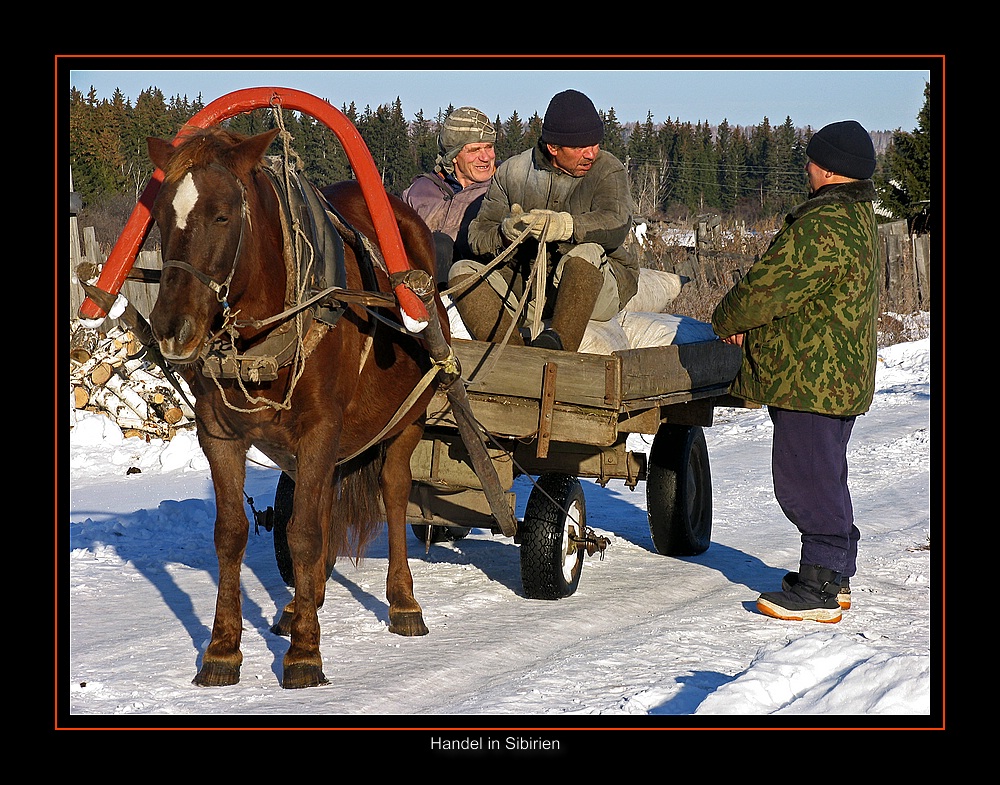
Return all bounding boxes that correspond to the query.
[806,120,876,180]
[436,107,496,174]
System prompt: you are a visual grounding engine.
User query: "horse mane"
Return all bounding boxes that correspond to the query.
[159,126,268,183]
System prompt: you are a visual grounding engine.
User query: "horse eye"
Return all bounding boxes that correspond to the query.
[215,214,229,224]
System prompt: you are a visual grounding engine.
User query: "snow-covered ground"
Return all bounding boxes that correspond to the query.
[63,322,938,736]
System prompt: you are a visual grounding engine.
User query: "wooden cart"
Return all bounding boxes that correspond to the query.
[405,336,747,599]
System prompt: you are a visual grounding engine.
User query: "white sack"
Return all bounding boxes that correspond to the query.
[441,294,472,340]
[618,312,719,348]
[623,268,684,313]
[578,317,631,355]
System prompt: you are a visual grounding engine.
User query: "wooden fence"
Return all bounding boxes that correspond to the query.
[69,216,162,327]
[877,220,931,313]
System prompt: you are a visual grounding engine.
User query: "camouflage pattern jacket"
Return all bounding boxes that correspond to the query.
[711,180,879,417]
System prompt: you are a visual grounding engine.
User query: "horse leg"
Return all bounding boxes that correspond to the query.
[383,422,429,637]
[270,498,333,639]
[193,436,251,687]
[279,438,339,688]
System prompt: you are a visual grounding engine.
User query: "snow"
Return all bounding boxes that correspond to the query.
[63,327,939,734]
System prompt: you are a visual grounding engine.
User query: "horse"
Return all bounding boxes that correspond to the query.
[146,126,449,689]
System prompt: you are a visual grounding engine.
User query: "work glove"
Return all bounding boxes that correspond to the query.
[526,209,574,242]
[501,204,531,242]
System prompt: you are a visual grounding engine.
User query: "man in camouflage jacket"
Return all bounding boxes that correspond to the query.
[712,120,880,624]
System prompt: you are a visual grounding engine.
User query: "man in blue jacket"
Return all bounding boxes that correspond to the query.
[402,107,497,284]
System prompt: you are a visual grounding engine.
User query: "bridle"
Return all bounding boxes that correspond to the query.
[153,160,314,416]
[160,163,249,316]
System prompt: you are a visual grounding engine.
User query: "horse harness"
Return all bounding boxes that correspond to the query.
[185,158,386,385]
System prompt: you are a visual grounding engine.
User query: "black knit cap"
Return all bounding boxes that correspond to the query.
[806,120,876,180]
[541,89,604,147]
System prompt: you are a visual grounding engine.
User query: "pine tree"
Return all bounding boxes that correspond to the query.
[524,112,543,151]
[410,109,438,177]
[68,87,105,204]
[491,114,506,164]
[772,116,808,213]
[602,108,626,161]
[875,82,931,227]
[746,117,777,215]
[500,111,525,161]
[715,120,743,212]
[627,113,663,214]
[692,121,719,212]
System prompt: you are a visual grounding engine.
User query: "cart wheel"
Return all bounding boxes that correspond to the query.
[519,473,586,600]
[409,524,471,545]
[646,424,712,556]
[272,471,296,587]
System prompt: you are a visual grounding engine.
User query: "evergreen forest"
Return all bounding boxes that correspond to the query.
[68,82,932,233]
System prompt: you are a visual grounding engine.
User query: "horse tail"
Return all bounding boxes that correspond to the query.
[330,444,387,561]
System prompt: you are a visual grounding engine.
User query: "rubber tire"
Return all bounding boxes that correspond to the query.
[410,524,471,545]
[519,474,586,600]
[272,471,296,586]
[646,424,713,556]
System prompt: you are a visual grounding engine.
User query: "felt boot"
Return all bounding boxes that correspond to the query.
[531,257,603,352]
[450,274,523,345]
[783,571,852,609]
[757,564,843,623]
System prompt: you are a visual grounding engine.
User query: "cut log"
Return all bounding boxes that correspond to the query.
[70,347,92,365]
[73,386,90,409]
[88,386,135,423]
[162,406,184,425]
[90,362,114,386]
[102,372,150,421]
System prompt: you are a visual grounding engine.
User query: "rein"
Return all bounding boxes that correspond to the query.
[440,220,551,384]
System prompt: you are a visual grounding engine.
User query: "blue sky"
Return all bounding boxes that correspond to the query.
[66,55,936,133]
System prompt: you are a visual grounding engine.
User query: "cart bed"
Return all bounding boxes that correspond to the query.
[424,337,745,446]
[409,337,747,533]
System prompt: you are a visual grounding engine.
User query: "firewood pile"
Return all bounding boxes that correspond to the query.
[70,321,195,441]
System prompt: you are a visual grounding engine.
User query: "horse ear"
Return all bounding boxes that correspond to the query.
[148,137,174,171]
[236,128,282,170]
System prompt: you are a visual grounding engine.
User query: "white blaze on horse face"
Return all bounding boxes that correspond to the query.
[171,172,200,231]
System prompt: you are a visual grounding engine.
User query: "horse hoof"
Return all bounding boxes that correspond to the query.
[193,662,241,687]
[271,610,293,637]
[282,663,329,689]
[389,611,429,637]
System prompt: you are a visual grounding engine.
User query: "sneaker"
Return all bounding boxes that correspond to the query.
[757,565,843,623]
[782,571,852,609]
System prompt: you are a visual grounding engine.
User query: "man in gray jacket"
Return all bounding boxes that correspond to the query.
[450,89,639,351]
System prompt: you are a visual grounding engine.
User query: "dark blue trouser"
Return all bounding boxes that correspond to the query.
[768,407,860,577]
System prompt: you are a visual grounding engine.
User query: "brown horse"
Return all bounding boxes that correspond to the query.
[147,126,448,689]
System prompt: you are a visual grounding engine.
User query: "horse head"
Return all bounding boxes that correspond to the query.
[148,127,281,364]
